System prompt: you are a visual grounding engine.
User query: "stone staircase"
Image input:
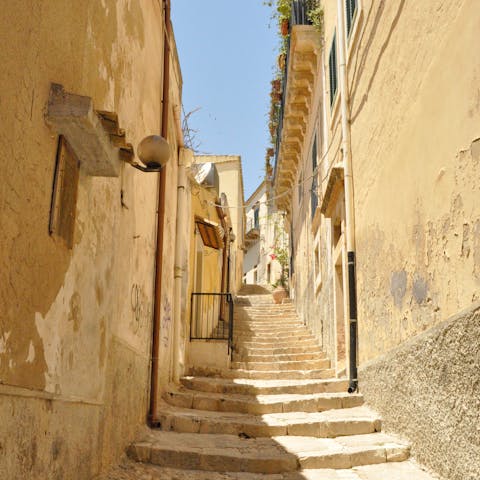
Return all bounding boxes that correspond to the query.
[113,290,437,479]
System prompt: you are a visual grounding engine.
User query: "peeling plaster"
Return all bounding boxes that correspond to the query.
[0,331,11,354]
[25,341,35,363]
[390,270,407,308]
[413,276,428,304]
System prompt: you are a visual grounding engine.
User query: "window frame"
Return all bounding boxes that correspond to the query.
[328,30,338,108]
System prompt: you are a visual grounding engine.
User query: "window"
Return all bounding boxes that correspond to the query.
[253,205,260,230]
[346,0,358,37]
[328,31,338,107]
[310,136,318,219]
[49,135,80,249]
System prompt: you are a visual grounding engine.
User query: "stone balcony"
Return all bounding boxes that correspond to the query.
[274,26,322,213]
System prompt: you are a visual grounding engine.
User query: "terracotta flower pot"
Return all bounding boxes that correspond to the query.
[281,18,289,37]
[271,79,281,93]
[272,285,288,304]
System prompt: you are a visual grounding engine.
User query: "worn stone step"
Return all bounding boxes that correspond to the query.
[234,324,306,332]
[234,315,299,321]
[237,335,317,345]
[128,431,409,473]
[238,345,323,356]
[276,433,410,470]
[237,341,320,351]
[236,332,315,341]
[99,460,438,480]
[224,368,336,380]
[235,330,311,338]
[163,387,363,415]
[180,376,350,395]
[158,403,380,438]
[231,359,331,371]
[235,352,325,363]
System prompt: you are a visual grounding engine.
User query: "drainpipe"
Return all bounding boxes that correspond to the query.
[172,148,188,383]
[149,0,171,426]
[336,0,358,393]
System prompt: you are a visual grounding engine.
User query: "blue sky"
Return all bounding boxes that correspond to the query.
[171,0,278,200]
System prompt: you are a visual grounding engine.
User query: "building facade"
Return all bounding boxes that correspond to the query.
[273,1,480,479]
[243,180,288,287]
[195,155,245,294]
[0,1,186,478]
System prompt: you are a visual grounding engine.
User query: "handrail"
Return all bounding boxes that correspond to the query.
[190,292,234,356]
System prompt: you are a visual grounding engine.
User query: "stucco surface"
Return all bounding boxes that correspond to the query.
[359,303,480,480]
[0,0,182,477]
[348,0,480,361]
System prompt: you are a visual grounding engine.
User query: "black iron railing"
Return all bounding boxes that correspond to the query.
[190,293,234,354]
[273,0,314,182]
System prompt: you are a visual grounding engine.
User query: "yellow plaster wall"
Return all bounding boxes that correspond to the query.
[319,0,480,362]
[0,1,182,477]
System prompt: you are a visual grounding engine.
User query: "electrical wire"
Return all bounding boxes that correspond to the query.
[207,136,340,210]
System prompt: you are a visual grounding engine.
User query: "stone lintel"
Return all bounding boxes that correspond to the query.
[45,83,121,177]
[320,165,345,217]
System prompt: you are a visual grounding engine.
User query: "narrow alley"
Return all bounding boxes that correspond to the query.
[101,288,437,479]
[1,1,479,479]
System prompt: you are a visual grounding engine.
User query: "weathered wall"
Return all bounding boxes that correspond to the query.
[244,182,285,286]
[196,155,245,294]
[0,1,182,478]
[347,0,480,362]
[360,303,480,480]
[185,178,228,371]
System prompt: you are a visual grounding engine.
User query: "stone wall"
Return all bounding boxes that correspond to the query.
[360,303,480,480]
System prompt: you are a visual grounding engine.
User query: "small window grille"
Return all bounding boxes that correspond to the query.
[329,31,338,107]
[346,0,358,36]
[49,136,80,248]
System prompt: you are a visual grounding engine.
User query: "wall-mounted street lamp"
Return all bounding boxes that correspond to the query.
[126,135,171,172]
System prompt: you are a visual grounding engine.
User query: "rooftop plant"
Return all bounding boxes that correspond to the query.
[264,0,323,178]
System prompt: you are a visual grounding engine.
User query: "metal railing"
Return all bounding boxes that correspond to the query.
[190,293,234,354]
[273,0,314,182]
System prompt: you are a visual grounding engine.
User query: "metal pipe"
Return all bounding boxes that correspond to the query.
[336,0,358,393]
[149,0,171,427]
[172,148,188,383]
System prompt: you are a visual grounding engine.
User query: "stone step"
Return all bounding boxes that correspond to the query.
[236,335,317,345]
[163,387,364,414]
[128,431,409,473]
[234,323,304,330]
[180,376,350,395]
[236,344,320,352]
[234,324,306,332]
[235,318,300,324]
[235,330,310,337]
[99,461,439,480]
[235,352,325,363]
[157,403,380,438]
[236,331,315,339]
[231,359,331,371]
[237,345,323,356]
[224,368,336,380]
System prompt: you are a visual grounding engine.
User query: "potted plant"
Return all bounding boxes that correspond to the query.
[270,245,289,304]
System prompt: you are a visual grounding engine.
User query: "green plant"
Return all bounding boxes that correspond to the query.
[306,0,324,33]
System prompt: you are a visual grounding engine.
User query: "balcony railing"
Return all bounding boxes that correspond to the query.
[190,292,234,355]
[273,0,314,181]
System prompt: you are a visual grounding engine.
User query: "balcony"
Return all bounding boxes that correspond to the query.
[273,1,322,214]
[245,217,260,247]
